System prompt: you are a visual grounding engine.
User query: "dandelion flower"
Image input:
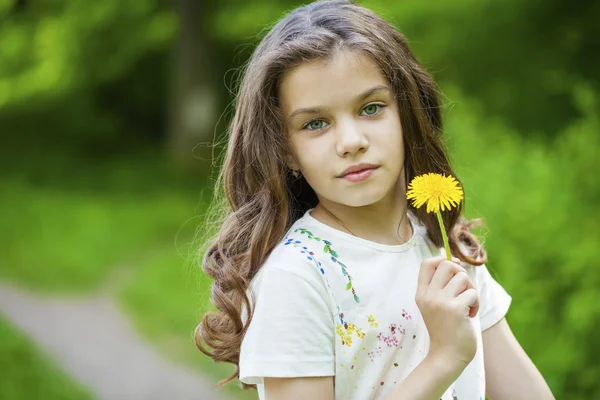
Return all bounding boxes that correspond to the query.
[406,173,464,260]
[406,173,463,213]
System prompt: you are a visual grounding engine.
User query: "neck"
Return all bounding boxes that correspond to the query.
[312,183,413,246]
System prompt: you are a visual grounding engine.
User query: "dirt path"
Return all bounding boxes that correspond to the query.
[0,282,229,400]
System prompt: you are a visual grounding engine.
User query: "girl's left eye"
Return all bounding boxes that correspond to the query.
[361,104,385,116]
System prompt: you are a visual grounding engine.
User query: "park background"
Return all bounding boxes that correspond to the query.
[1,0,599,399]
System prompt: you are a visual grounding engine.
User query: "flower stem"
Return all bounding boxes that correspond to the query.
[435,210,452,261]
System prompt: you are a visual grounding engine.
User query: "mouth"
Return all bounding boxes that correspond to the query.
[339,167,379,182]
[338,163,380,178]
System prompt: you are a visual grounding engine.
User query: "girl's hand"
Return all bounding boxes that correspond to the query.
[415,255,480,368]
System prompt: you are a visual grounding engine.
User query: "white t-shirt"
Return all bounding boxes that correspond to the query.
[239,208,511,400]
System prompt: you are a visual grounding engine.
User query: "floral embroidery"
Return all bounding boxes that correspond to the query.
[294,227,321,241]
[335,323,365,347]
[285,230,413,353]
[284,236,345,325]
[367,346,383,362]
[400,308,413,320]
[294,228,360,303]
[377,323,406,348]
[284,234,366,347]
[335,312,366,347]
[367,314,379,327]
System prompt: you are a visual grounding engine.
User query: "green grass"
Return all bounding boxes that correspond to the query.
[0,315,93,400]
[117,240,258,400]
[0,151,208,292]
[0,151,255,399]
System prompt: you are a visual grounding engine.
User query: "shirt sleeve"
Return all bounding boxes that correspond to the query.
[239,263,335,385]
[472,263,512,332]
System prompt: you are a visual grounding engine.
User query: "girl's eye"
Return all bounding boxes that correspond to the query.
[304,119,328,131]
[302,104,385,131]
[361,103,384,116]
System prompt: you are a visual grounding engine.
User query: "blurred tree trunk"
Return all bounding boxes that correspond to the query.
[168,0,219,169]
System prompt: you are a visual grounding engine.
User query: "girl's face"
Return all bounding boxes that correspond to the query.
[280,49,405,208]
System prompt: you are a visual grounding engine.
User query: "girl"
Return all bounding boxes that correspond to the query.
[195,1,555,399]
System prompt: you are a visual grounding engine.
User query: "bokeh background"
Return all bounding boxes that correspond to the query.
[1,0,599,399]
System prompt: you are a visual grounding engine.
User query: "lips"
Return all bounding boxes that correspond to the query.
[340,167,378,182]
[338,163,379,177]
[342,167,377,177]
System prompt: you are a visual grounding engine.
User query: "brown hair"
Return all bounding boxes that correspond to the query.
[194,0,487,389]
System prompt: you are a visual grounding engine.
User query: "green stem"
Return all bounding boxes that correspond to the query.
[435,210,452,261]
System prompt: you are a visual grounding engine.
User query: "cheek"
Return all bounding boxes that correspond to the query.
[292,139,327,170]
[287,137,307,169]
[379,123,405,172]
[377,123,404,153]
[298,154,326,178]
[294,152,332,191]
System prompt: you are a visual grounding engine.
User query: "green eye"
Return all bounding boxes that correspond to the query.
[362,104,381,116]
[305,119,327,130]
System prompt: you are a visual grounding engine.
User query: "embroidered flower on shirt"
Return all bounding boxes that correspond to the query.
[400,308,413,320]
[377,332,399,347]
[284,234,367,348]
[294,228,360,303]
[377,323,406,347]
[367,346,383,362]
[336,321,366,347]
[284,236,346,327]
[367,314,379,327]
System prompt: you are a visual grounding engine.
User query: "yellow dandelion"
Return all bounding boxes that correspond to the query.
[406,173,464,260]
[406,173,463,213]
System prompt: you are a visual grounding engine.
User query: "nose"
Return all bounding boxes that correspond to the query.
[335,117,369,157]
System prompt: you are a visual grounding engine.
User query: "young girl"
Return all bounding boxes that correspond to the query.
[195,1,555,399]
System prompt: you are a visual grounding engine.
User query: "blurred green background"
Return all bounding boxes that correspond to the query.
[0,0,598,398]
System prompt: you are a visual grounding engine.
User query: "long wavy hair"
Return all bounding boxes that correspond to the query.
[194,0,487,389]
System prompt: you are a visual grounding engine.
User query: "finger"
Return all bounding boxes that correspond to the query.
[456,288,479,318]
[417,256,447,289]
[429,260,466,291]
[443,271,472,298]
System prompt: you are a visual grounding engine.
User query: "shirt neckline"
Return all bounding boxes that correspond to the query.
[296,207,423,253]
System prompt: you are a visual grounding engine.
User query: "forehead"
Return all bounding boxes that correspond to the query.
[279,50,390,112]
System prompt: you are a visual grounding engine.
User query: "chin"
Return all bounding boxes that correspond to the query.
[328,188,389,208]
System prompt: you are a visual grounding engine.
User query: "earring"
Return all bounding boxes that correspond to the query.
[292,169,301,178]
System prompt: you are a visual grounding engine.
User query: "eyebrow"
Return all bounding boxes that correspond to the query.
[288,84,392,120]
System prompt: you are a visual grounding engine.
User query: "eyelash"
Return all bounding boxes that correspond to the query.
[301,103,387,131]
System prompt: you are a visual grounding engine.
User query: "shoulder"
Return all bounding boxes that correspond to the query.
[262,216,328,269]
[251,218,332,296]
